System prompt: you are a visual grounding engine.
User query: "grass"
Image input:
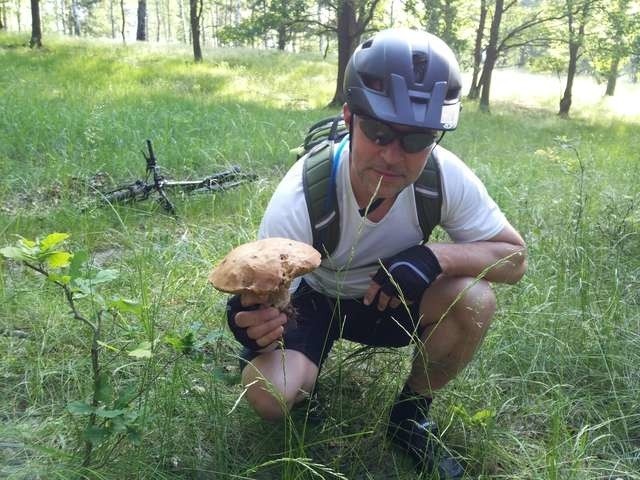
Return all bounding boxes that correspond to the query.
[1,32,639,479]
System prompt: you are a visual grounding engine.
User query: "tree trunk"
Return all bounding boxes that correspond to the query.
[60,0,68,34]
[0,2,5,30]
[154,0,160,41]
[277,24,286,50]
[120,0,126,42]
[70,0,81,35]
[559,41,578,117]
[166,0,172,40]
[605,56,619,96]
[559,1,588,118]
[190,0,202,61]
[16,0,21,32]
[29,0,42,48]
[109,0,115,38]
[330,0,358,107]
[468,0,487,100]
[479,0,504,112]
[136,0,147,40]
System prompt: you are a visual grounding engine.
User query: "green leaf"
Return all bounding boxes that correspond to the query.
[165,332,194,354]
[40,232,70,251]
[67,401,95,415]
[128,341,152,358]
[82,426,110,445]
[71,278,92,295]
[470,409,495,426]
[91,269,119,285]
[109,415,128,433]
[114,386,137,409]
[126,425,142,445]
[95,373,113,403]
[94,408,127,419]
[69,250,88,280]
[48,273,71,285]
[45,251,72,269]
[18,237,37,249]
[0,246,29,261]
[108,298,142,316]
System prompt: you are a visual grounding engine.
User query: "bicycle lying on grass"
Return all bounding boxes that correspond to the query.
[94,140,256,215]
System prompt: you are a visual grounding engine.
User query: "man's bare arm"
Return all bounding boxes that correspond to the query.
[428,222,527,284]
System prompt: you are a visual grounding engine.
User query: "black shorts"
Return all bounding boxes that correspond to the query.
[240,280,424,369]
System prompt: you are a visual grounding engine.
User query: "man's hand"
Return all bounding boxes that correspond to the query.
[226,293,288,351]
[364,245,442,311]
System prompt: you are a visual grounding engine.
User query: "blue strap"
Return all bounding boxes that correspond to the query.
[325,135,349,212]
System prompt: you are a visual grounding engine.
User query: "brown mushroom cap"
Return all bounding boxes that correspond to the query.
[208,237,321,296]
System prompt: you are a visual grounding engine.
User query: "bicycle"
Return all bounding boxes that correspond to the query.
[94,140,257,215]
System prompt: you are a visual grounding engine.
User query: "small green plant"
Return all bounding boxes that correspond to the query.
[1,233,144,467]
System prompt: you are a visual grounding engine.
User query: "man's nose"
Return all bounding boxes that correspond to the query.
[379,138,404,163]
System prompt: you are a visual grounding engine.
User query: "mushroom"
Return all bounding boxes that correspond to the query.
[208,237,321,321]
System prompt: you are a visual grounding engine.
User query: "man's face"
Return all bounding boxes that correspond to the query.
[344,105,438,204]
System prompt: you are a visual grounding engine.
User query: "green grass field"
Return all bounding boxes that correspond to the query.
[1,33,639,479]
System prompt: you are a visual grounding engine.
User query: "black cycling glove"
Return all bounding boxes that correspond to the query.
[372,245,442,302]
[226,294,262,351]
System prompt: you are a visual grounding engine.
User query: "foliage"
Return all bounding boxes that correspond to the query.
[586,0,639,80]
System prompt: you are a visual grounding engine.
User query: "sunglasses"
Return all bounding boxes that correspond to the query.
[357,115,440,154]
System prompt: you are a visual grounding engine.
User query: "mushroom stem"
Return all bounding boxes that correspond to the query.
[268,289,297,328]
[268,288,290,310]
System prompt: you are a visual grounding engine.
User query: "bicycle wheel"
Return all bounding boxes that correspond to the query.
[100,180,149,205]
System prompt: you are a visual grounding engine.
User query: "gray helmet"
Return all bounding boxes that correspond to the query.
[344,29,462,130]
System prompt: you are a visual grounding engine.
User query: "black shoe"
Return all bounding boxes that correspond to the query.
[387,387,464,479]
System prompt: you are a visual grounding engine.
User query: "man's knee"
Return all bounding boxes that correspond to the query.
[421,277,497,331]
[457,278,496,330]
[244,378,288,422]
[240,350,318,422]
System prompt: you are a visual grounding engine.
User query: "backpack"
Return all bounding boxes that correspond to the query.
[297,115,442,258]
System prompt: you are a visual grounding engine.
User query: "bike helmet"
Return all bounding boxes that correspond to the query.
[344,29,462,130]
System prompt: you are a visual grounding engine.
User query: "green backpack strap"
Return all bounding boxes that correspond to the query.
[303,140,442,258]
[414,148,443,243]
[302,141,341,258]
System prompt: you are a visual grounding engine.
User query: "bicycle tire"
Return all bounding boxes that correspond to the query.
[189,178,254,195]
[101,180,148,205]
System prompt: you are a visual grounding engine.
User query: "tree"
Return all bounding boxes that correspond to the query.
[0,0,7,30]
[558,0,594,117]
[405,0,464,52]
[588,0,637,95]
[475,0,566,112]
[120,0,125,42]
[190,0,203,61]
[468,0,488,99]
[319,0,383,107]
[136,0,147,40]
[30,0,43,48]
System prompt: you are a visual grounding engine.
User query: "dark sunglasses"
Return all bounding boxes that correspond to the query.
[357,115,440,154]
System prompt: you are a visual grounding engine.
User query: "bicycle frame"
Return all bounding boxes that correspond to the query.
[98,140,255,215]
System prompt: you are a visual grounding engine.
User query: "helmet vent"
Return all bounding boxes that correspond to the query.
[412,52,427,83]
[361,39,373,49]
[361,73,383,92]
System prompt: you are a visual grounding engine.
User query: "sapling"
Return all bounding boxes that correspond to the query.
[1,233,143,467]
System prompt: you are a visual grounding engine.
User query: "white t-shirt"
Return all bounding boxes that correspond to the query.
[259,141,506,298]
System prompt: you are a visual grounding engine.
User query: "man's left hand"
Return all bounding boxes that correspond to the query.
[364,245,442,310]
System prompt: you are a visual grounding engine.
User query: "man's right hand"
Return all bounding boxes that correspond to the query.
[228,293,288,351]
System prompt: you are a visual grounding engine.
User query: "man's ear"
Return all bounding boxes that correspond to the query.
[343,103,352,127]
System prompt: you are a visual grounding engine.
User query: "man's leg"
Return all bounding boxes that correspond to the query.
[241,349,319,422]
[410,276,496,394]
[388,276,496,478]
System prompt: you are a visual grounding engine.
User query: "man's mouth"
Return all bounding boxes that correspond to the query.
[373,169,402,179]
